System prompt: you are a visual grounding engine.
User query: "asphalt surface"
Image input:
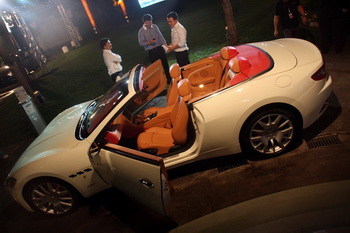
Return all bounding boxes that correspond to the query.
[1,40,350,233]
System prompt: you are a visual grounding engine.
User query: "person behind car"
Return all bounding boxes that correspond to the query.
[166,11,190,67]
[100,38,123,83]
[273,0,308,38]
[138,14,171,83]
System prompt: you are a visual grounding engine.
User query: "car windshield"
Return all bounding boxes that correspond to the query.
[76,62,166,139]
[76,72,130,139]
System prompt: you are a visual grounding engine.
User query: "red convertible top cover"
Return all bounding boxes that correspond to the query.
[212,45,272,86]
[235,45,272,78]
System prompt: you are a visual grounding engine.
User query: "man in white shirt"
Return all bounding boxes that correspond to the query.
[100,38,123,83]
[166,11,190,67]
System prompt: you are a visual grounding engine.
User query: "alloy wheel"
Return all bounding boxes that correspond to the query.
[29,181,75,215]
[249,113,294,155]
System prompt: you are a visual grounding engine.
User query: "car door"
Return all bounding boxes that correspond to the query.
[89,143,173,215]
[141,59,167,102]
[181,57,221,94]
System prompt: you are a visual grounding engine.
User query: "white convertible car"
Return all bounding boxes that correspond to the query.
[5,38,332,216]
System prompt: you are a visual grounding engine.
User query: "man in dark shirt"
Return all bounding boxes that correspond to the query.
[274,0,307,38]
[138,14,171,83]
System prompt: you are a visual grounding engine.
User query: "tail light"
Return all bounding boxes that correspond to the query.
[311,63,328,81]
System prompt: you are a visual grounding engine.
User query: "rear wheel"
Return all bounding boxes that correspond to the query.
[24,178,80,216]
[240,108,301,159]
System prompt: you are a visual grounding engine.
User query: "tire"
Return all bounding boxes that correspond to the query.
[23,178,80,216]
[240,108,301,159]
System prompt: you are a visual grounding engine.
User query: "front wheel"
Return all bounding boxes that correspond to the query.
[23,178,80,216]
[240,108,301,159]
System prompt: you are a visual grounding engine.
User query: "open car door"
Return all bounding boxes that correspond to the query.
[141,59,167,102]
[89,143,173,215]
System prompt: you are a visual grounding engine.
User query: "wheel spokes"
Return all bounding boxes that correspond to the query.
[31,182,74,215]
[250,113,294,155]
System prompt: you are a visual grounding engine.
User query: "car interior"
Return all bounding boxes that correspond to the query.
[97,45,273,156]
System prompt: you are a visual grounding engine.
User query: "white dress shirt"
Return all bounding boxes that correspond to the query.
[171,22,189,52]
[103,49,122,75]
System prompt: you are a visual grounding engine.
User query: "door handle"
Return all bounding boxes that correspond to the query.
[139,178,154,188]
[89,147,100,158]
[89,142,100,158]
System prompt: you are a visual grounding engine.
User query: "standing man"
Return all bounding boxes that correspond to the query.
[166,11,190,67]
[138,14,171,83]
[100,38,123,83]
[273,0,307,38]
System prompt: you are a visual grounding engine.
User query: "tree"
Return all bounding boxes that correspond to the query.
[221,0,239,45]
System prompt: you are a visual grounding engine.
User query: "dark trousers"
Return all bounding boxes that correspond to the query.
[283,27,301,38]
[175,50,190,67]
[110,71,123,83]
[148,46,171,83]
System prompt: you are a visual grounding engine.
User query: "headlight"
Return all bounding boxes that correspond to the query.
[5,177,17,190]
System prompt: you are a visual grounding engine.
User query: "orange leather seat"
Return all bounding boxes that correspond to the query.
[222,57,251,87]
[214,46,238,89]
[142,63,182,117]
[137,79,192,155]
[221,58,238,87]
[190,46,238,98]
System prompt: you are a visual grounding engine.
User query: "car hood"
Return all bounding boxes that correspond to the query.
[10,101,92,172]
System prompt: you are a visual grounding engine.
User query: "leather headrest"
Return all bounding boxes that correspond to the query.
[170,63,181,78]
[229,57,251,73]
[177,79,191,97]
[229,58,240,73]
[220,46,238,60]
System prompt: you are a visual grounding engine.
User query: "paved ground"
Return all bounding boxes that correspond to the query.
[0,40,349,233]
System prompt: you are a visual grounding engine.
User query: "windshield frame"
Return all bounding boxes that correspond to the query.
[75,63,163,140]
[75,68,142,140]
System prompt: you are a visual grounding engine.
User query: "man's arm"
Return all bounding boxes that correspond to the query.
[154,25,166,45]
[273,15,280,37]
[138,29,148,48]
[168,25,186,51]
[176,25,187,48]
[106,52,121,64]
[273,1,281,38]
[113,54,122,64]
[138,28,155,48]
[297,5,307,25]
